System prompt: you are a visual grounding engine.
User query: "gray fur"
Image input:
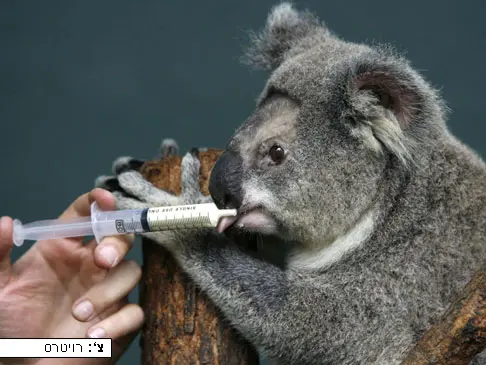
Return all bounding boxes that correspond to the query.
[244,3,330,71]
[117,170,181,206]
[98,4,486,364]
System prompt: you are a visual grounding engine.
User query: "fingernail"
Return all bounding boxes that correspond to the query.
[0,217,8,241]
[99,245,119,267]
[0,216,8,230]
[88,327,105,339]
[73,300,94,321]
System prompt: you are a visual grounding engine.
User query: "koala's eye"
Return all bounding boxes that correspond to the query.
[268,145,286,164]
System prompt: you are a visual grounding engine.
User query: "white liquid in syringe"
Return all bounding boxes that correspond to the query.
[145,205,214,231]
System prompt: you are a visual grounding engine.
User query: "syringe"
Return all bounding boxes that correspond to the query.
[11,203,237,247]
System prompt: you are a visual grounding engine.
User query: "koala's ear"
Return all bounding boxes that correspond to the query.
[350,65,424,131]
[346,60,434,165]
[243,2,328,70]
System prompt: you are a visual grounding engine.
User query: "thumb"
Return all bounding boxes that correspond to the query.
[0,216,13,287]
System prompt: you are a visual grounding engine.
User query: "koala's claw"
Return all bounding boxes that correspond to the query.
[160,138,179,158]
[112,156,145,175]
[95,175,121,192]
[95,155,145,192]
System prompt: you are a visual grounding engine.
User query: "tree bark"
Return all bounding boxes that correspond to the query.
[402,264,486,365]
[138,148,259,365]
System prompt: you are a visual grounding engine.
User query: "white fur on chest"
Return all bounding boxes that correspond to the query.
[287,209,376,270]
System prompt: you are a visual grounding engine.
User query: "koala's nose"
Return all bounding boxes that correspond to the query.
[209,150,243,209]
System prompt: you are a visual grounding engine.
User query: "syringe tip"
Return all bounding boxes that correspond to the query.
[220,209,238,217]
[12,219,24,247]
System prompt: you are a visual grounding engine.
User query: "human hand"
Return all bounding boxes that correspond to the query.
[0,188,144,365]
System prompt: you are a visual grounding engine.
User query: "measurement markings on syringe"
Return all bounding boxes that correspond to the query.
[146,209,212,231]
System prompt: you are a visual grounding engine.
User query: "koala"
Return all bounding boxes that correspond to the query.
[96,3,486,365]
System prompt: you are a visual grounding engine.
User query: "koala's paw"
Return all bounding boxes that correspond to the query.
[96,138,177,190]
[95,139,213,247]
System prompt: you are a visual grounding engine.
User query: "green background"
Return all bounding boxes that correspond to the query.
[1,1,485,364]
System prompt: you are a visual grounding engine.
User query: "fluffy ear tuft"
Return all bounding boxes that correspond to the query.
[242,2,327,70]
[352,69,422,131]
[347,60,431,166]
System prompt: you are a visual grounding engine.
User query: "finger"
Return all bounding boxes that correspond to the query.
[94,233,135,269]
[59,188,115,220]
[0,216,13,285]
[72,260,141,322]
[86,303,144,341]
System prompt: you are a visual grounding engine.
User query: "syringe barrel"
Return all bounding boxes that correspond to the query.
[90,202,237,243]
[144,203,219,231]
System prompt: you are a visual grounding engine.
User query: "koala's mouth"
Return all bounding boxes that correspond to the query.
[216,206,277,235]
